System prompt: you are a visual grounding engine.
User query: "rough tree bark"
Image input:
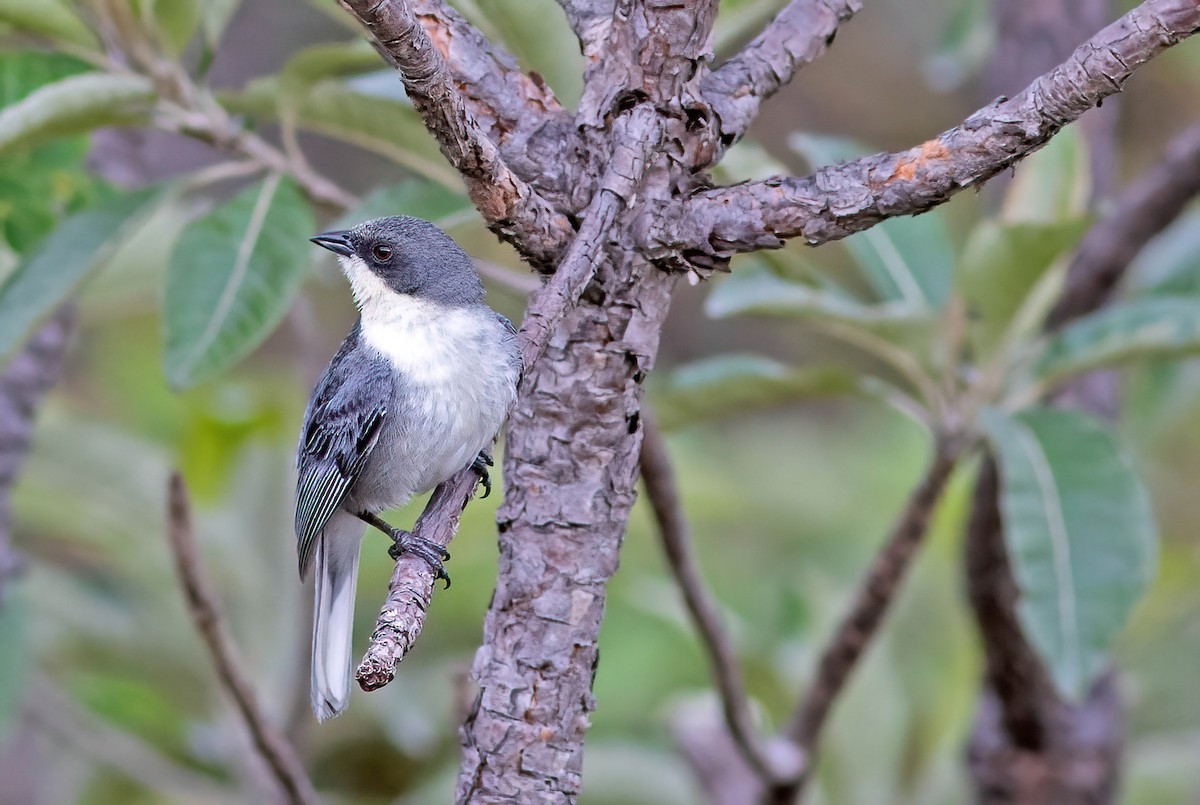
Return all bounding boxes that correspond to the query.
[322,1,1200,802]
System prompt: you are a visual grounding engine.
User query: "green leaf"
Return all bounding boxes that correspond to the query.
[652,354,860,430]
[843,212,955,308]
[200,0,240,46]
[980,407,1157,700]
[706,264,932,339]
[0,591,30,741]
[222,79,458,189]
[0,73,155,155]
[331,180,472,232]
[1001,126,1090,224]
[139,0,201,54]
[712,0,788,56]
[791,131,955,307]
[958,218,1090,355]
[0,53,98,254]
[0,51,92,106]
[1034,297,1200,387]
[713,138,791,184]
[164,175,315,388]
[0,0,98,48]
[278,40,382,87]
[0,188,159,361]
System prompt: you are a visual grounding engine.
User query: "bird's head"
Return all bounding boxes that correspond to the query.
[311,216,485,311]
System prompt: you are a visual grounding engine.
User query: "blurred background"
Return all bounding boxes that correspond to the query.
[1,0,1199,802]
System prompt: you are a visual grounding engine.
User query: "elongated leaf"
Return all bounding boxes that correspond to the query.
[652,354,860,430]
[0,53,97,253]
[331,181,472,232]
[201,0,240,46]
[1034,297,1200,386]
[0,73,154,155]
[981,407,1157,700]
[0,0,97,48]
[1001,126,1090,224]
[140,0,201,55]
[279,40,382,86]
[0,189,159,361]
[843,213,955,308]
[222,79,457,188]
[790,132,954,306]
[958,218,1090,355]
[164,176,314,388]
[706,264,932,340]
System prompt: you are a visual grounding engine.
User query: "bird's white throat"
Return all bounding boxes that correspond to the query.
[338,254,479,384]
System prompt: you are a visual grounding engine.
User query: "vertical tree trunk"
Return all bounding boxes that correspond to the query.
[458,256,677,802]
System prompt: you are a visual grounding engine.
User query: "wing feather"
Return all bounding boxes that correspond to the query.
[295,333,391,577]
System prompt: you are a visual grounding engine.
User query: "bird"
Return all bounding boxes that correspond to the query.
[297,216,521,721]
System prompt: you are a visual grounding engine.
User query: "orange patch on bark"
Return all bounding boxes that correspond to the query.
[890,139,950,182]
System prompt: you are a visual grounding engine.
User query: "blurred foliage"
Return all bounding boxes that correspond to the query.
[0,0,1199,803]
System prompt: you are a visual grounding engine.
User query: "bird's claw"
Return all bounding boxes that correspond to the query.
[387,529,452,589]
[471,450,494,499]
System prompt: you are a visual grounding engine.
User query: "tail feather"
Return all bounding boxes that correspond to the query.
[311,512,362,721]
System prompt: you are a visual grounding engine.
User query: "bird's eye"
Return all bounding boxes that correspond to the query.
[372,244,393,261]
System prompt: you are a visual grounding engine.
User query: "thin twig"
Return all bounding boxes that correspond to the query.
[771,436,965,803]
[166,473,320,805]
[355,105,660,691]
[640,410,800,785]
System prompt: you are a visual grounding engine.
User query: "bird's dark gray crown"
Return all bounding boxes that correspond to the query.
[343,216,485,307]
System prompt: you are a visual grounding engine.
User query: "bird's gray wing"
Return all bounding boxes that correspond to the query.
[295,338,390,578]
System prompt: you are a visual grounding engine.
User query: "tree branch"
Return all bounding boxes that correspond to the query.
[771,435,964,803]
[0,307,74,607]
[166,473,319,805]
[339,0,574,270]
[646,0,1200,271]
[1047,120,1200,328]
[555,0,614,50]
[356,106,660,691]
[407,0,567,133]
[701,0,862,147]
[640,411,800,785]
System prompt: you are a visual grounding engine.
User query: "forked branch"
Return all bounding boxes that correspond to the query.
[648,0,1200,269]
[339,0,573,269]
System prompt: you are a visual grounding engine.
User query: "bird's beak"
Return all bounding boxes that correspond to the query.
[310,230,354,257]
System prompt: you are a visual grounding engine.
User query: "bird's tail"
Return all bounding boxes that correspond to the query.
[311,512,362,721]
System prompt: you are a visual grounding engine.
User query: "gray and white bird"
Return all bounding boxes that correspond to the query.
[297,216,521,721]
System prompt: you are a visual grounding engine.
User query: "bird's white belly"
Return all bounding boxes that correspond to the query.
[346,299,516,512]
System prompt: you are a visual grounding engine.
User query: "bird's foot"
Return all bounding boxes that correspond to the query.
[387,529,452,589]
[471,450,494,499]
